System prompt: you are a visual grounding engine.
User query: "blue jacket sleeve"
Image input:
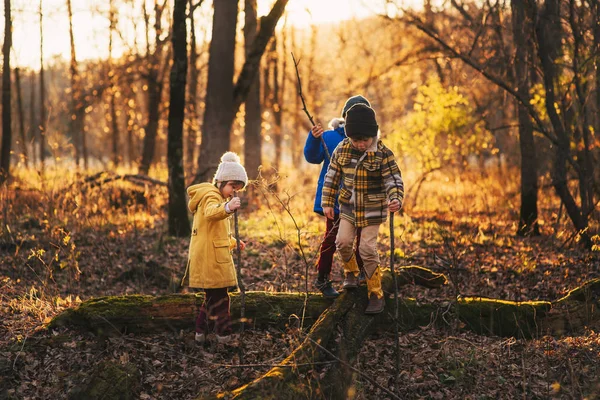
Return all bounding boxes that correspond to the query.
[303,130,325,164]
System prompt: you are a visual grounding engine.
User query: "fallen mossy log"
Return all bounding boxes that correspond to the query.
[458,277,600,338]
[207,267,447,400]
[49,266,445,336]
[48,292,331,336]
[214,277,600,399]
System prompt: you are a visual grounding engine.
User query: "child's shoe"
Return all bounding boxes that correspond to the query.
[342,272,359,289]
[364,294,384,314]
[195,332,206,344]
[314,278,340,298]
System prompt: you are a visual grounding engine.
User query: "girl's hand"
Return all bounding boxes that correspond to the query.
[228,197,241,211]
[323,207,334,220]
[388,199,400,213]
[239,240,246,251]
[311,123,324,138]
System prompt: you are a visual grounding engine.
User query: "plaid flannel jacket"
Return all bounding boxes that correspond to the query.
[321,138,404,227]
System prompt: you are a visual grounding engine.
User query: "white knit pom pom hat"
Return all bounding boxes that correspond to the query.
[213,152,248,188]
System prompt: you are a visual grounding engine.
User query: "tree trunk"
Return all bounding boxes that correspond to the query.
[167,0,191,238]
[535,0,592,248]
[567,0,595,219]
[66,0,82,168]
[195,0,239,183]
[511,0,540,237]
[232,0,289,112]
[39,0,46,172]
[14,68,27,167]
[139,1,166,176]
[29,70,36,165]
[185,0,200,174]
[109,0,119,167]
[0,0,12,184]
[271,37,282,173]
[243,0,262,181]
[125,75,136,167]
[290,25,302,167]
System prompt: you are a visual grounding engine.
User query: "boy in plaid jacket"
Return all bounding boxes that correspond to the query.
[321,103,404,314]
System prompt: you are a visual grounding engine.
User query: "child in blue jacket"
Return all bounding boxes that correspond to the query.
[303,95,370,298]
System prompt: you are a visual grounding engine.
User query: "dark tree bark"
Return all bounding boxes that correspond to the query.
[243,0,262,181]
[184,0,202,174]
[272,35,285,174]
[39,0,46,172]
[125,74,137,167]
[14,67,27,167]
[0,0,11,184]
[194,0,289,184]
[109,0,119,167]
[167,0,191,237]
[139,0,167,176]
[232,0,289,112]
[535,0,592,248]
[511,0,540,237]
[567,0,595,219]
[29,70,36,165]
[66,0,86,169]
[195,0,239,183]
[290,25,302,167]
[594,0,600,142]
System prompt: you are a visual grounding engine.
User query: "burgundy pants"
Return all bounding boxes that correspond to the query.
[317,214,363,276]
[195,288,232,336]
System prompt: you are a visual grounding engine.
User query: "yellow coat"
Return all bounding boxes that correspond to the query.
[187,183,238,289]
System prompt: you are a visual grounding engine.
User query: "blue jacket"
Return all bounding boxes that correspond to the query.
[304,124,346,215]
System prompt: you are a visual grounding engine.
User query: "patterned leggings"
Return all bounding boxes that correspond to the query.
[195,288,232,336]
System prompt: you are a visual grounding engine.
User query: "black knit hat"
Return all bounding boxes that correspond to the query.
[341,95,371,119]
[344,104,379,138]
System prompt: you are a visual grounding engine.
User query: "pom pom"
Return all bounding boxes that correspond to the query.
[221,151,240,163]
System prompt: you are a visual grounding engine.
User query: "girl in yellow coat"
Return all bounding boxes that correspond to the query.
[187,152,247,344]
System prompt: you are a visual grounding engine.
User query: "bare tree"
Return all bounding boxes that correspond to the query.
[29,70,36,165]
[39,0,46,171]
[243,0,262,181]
[139,0,169,176]
[167,0,191,237]
[195,0,289,183]
[109,0,119,166]
[398,1,597,246]
[0,0,11,184]
[511,0,539,236]
[184,0,203,174]
[66,0,86,168]
[195,0,239,182]
[14,67,27,167]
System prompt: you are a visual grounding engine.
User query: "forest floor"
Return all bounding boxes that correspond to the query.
[1,168,599,399]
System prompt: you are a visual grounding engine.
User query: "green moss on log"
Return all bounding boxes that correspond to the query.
[49,292,331,335]
[456,296,551,338]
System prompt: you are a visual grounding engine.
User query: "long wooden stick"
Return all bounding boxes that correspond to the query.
[390,212,400,391]
[291,52,331,160]
[233,191,245,334]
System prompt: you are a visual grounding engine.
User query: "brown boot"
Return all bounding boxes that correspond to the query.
[342,272,359,289]
[365,293,385,314]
